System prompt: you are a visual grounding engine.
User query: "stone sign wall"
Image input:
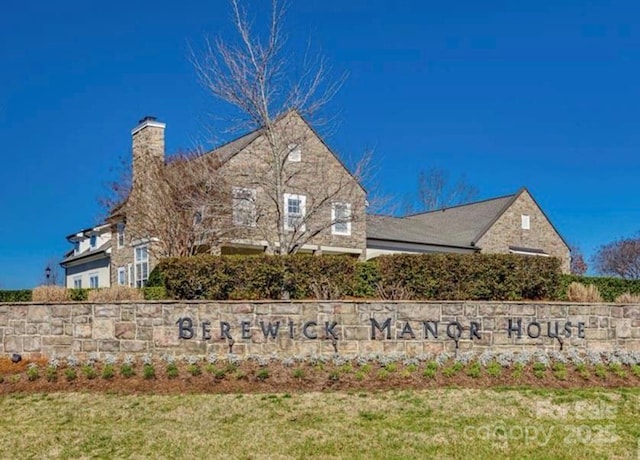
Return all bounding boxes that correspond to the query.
[1,301,639,359]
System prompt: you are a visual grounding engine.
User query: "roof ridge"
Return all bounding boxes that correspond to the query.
[404,191,518,218]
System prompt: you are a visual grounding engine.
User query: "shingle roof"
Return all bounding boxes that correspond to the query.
[367,192,519,248]
[60,240,112,265]
[204,127,264,164]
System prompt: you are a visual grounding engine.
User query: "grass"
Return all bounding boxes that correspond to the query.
[0,389,638,458]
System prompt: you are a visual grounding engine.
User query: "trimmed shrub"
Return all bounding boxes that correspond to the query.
[566,282,603,303]
[375,253,562,301]
[560,275,640,302]
[156,253,561,301]
[32,286,70,302]
[88,286,144,302]
[69,289,90,301]
[0,290,32,302]
[143,286,168,300]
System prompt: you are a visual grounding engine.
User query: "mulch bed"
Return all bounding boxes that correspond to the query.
[0,358,638,395]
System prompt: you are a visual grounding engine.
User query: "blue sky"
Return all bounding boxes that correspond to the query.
[1,0,638,288]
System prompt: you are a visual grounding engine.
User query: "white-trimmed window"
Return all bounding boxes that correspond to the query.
[135,245,149,288]
[284,193,306,231]
[332,202,352,236]
[521,214,530,230]
[128,264,134,287]
[232,187,257,227]
[73,277,82,289]
[89,274,99,289]
[287,143,301,162]
[90,235,97,248]
[73,241,79,254]
[117,267,126,286]
[117,223,125,248]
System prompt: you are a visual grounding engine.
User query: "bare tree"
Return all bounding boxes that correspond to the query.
[593,234,640,280]
[569,245,588,276]
[191,0,370,255]
[104,151,232,258]
[406,167,479,213]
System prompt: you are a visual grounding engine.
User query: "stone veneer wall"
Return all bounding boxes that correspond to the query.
[1,301,639,359]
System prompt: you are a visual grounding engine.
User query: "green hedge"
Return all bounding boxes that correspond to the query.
[560,275,640,302]
[153,253,562,301]
[155,255,360,300]
[375,254,562,301]
[0,290,32,302]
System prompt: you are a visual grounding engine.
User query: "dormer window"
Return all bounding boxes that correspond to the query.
[90,235,97,248]
[287,144,301,162]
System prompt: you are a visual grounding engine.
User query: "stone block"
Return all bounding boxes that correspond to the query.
[98,340,120,352]
[615,319,632,339]
[136,326,153,341]
[23,336,41,352]
[95,305,121,318]
[4,336,23,352]
[115,322,136,339]
[28,305,49,322]
[120,341,148,353]
[442,304,464,316]
[74,324,92,339]
[93,318,114,340]
[271,303,300,315]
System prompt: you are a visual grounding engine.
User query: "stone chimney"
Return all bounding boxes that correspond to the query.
[131,116,166,200]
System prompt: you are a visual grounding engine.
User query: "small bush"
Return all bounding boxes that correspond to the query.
[0,290,32,302]
[26,366,39,381]
[65,368,77,381]
[512,362,524,379]
[594,364,607,379]
[69,289,89,301]
[256,368,269,381]
[609,363,627,379]
[487,361,502,378]
[632,365,640,378]
[102,364,115,380]
[45,366,58,382]
[88,286,143,302]
[32,286,70,302]
[615,292,640,304]
[82,365,97,380]
[187,364,202,377]
[166,363,179,379]
[143,286,168,300]
[552,362,567,380]
[466,362,481,378]
[143,364,156,380]
[533,362,546,379]
[292,368,305,380]
[567,282,603,302]
[120,364,134,378]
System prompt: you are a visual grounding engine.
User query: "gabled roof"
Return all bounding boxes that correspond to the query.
[404,191,518,246]
[367,187,570,251]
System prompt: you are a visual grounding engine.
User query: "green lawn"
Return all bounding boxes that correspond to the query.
[1,389,639,459]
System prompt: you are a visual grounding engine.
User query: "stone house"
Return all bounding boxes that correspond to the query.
[62,111,367,288]
[62,115,571,287]
[366,188,571,272]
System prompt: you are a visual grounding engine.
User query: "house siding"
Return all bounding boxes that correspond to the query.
[475,190,570,272]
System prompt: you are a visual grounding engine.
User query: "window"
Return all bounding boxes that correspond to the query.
[135,245,149,288]
[232,187,257,227]
[117,267,126,286]
[128,264,134,287]
[287,144,301,162]
[332,202,352,235]
[284,193,306,231]
[73,241,79,254]
[521,214,530,230]
[89,274,99,289]
[90,235,97,248]
[117,223,125,248]
[73,277,82,289]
